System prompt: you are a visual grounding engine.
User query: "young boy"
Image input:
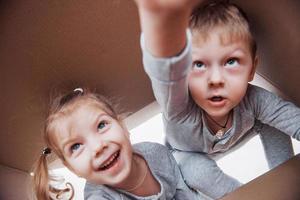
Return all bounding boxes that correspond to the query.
[134,0,300,199]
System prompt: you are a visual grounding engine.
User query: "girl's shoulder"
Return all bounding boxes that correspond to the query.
[133,142,177,171]
[84,182,120,200]
[133,142,171,157]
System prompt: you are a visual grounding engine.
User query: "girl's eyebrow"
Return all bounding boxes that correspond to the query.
[61,138,76,153]
[94,112,109,126]
[60,112,108,151]
[96,112,107,120]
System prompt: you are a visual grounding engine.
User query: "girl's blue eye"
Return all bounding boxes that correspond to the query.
[70,143,81,152]
[193,61,205,69]
[98,121,107,130]
[226,58,238,67]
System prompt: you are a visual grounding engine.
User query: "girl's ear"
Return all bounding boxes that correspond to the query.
[248,55,258,81]
[63,160,76,174]
[63,161,83,178]
[119,120,127,129]
[120,121,130,139]
[62,160,70,169]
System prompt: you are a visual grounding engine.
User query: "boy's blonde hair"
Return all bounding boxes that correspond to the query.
[190,1,257,59]
[32,89,122,200]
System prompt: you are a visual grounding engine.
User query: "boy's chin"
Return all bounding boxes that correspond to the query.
[205,109,232,118]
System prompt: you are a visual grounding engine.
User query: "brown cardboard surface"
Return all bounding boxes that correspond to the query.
[219,154,300,200]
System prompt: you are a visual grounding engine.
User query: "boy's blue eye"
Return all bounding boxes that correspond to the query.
[70,143,81,152]
[98,121,107,130]
[193,61,205,69]
[226,58,238,67]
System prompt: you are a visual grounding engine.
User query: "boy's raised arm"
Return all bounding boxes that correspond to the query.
[133,0,203,57]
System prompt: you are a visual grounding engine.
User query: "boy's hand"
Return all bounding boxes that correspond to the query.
[133,0,205,57]
[133,0,200,13]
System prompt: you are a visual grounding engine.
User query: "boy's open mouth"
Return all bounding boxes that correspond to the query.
[98,150,120,171]
[210,96,224,102]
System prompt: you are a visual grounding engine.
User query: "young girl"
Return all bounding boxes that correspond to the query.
[32,88,199,200]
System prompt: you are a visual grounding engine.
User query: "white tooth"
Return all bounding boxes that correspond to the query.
[101,152,117,168]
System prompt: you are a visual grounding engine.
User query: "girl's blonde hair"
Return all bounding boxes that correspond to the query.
[190,0,257,59]
[32,89,122,200]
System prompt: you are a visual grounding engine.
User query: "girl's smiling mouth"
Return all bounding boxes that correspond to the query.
[98,150,120,171]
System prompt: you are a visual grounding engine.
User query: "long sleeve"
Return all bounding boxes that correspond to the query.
[141,31,196,121]
[246,85,300,140]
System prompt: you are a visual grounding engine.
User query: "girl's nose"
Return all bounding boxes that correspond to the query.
[91,140,108,158]
[208,66,224,87]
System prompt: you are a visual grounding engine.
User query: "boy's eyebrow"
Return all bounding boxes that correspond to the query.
[230,48,248,56]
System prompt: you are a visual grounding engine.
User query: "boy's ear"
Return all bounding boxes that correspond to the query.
[248,55,258,81]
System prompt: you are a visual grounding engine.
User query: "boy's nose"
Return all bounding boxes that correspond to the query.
[208,67,224,87]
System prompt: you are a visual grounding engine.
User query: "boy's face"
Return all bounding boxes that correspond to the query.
[53,103,133,187]
[189,30,257,120]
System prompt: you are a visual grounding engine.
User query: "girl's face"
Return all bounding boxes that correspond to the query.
[53,103,133,187]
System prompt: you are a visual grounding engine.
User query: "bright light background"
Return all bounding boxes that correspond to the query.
[51,73,300,199]
[130,113,300,184]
